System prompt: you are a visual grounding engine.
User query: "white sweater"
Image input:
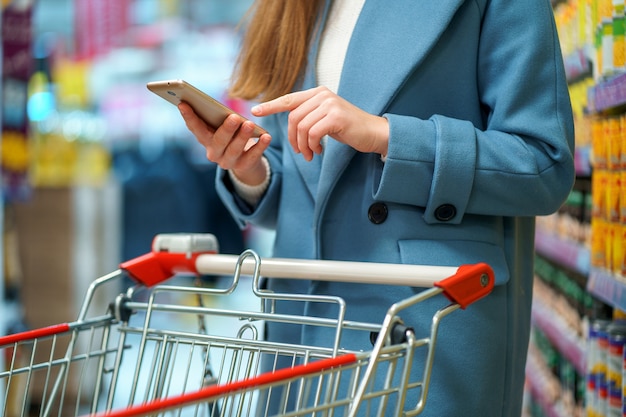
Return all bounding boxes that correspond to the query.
[317,0,367,93]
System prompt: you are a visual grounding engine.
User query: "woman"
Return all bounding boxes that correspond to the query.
[178,0,575,415]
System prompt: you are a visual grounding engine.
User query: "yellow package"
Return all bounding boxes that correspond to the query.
[614,222,626,276]
[592,117,607,169]
[593,170,608,219]
[592,217,608,268]
[622,223,626,277]
[621,170,626,224]
[609,170,622,222]
[609,116,622,171]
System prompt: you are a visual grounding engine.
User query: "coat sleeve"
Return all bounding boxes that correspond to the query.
[374,0,575,224]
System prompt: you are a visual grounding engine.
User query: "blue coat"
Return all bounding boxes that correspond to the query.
[216,0,575,415]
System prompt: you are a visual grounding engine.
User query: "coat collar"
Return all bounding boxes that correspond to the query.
[294,0,465,201]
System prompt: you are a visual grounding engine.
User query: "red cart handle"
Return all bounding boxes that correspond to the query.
[0,323,71,346]
[434,263,494,309]
[120,234,218,286]
[120,252,202,286]
[120,234,495,308]
[83,353,358,417]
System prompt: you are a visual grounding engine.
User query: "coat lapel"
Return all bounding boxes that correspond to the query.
[339,0,465,113]
[290,0,333,199]
[298,0,465,204]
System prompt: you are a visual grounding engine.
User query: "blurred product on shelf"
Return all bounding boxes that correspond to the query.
[588,114,626,279]
[2,2,34,202]
[536,189,592,250]
[585,317,626,417]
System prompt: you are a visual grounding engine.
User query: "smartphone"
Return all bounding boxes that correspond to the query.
[146,79,267,137]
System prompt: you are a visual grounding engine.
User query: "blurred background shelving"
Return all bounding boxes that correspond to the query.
[1,0,276,363]
[525,1,626,416]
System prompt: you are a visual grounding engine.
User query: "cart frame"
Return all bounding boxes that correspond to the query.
[1,233,494,417]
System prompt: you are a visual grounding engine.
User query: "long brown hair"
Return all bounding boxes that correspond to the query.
[229,0,325,102]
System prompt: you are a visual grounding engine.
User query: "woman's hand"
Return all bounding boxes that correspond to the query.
[178,102,271,185]
[251,86,389,161]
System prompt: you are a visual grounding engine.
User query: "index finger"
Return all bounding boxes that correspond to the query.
[251,88,318,117]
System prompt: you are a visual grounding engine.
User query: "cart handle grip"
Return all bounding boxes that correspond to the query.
[196,254,486,289]
[120,234,494,307]
[0,323,71,346]
[120,235,494,308]
[434,262,494,309]
[122,251,469,288]
[119,234,219,286]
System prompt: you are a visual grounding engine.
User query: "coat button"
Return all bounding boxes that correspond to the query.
[434,204,456,221]
[368,202,388,224]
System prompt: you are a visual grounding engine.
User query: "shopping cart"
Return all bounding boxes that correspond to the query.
[1,233,494,417]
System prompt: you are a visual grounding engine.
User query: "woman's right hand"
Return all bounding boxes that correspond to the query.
[178,101,272,186]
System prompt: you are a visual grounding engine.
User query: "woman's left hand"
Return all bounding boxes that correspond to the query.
[251,86,389,161]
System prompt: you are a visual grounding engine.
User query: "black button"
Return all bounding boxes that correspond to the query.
[434,204,456,221]
[368,202,388,224]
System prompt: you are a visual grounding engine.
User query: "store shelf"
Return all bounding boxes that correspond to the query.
[534,230,590,276]
[589,72,626,113]
[587,268,626,311]
[531,297,586,374]
[525,352,572,417]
